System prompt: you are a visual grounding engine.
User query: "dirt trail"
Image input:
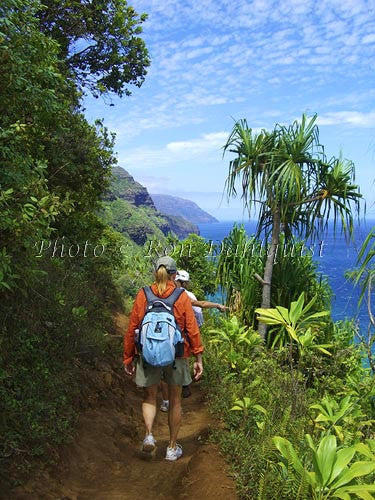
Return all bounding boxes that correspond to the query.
[3,314,237,500]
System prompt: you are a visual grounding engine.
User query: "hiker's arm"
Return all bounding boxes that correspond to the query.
[191,299,229,312]
[193,353,203,381]
[123,290,145,366]
[182,296,204,356]
[181,293,204,356]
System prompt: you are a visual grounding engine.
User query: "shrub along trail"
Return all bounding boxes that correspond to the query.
[2,314,236,500]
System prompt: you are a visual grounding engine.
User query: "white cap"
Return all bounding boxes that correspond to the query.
[175,270,190,282]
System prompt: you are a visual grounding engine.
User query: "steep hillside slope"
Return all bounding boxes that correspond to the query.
[151,194,218,224]
[107,167,156,208]
[102,167,199,243]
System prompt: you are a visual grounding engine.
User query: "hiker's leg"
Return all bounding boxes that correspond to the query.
[168,384,182,448]
[161,380,169,401]
[142,384,158,435]
[163,359,191,448]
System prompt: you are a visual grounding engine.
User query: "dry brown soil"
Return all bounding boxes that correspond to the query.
[1,313,237,500]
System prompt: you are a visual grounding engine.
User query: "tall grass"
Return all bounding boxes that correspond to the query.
[216,225,332,344]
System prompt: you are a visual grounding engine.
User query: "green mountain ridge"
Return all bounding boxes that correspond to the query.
[151,193,218,224]
[102,167,199,244]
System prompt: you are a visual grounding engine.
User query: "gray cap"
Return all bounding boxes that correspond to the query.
[155,256,177,273]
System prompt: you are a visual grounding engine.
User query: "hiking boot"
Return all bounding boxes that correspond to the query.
[165,444,183,461]
[160,400,169,412]
[182,385,192,398]
[142,434,156,452]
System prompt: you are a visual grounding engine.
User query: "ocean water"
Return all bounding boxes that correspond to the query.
[198,219,375,332]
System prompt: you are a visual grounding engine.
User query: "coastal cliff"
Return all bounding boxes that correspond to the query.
[102,167,199,244]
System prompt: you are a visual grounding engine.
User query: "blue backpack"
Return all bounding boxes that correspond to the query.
[136,286,185,367]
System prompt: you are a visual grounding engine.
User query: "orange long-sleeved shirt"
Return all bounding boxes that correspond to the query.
[123,281,204,365]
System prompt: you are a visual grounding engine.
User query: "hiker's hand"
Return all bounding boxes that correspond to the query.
[216,304,229,312]
[193,360,203,381]
[124,362,135,377]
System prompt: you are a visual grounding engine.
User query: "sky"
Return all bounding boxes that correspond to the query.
[84,0,375,221]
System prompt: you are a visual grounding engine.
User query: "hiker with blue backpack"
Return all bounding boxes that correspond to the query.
[123,256,204,461]
[160,269,228,410]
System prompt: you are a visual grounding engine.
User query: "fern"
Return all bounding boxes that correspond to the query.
[295,468,309,500]
[257,471,265,500]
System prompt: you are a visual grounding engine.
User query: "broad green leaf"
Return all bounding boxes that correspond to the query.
[286,325,299,342]
[276,305,290,323]
[316,435,337,486]
[253,404,268,415]
[333,492,351,500]
[304,310,330,320]
[310,403,326,412]
[354,443,375,460]
[314,414,331,422]
[256,315,284,326]
[353,491,375,500]
[302,294,317,315]
[306,471,316,487]
[273,437,305,476]
[332,461,375,489]
[335,485,375,498]
[305,434,316,453]
[255,308,286,324]
[316,346,332,356]
[289,292,304,325]
[328,447,356,484]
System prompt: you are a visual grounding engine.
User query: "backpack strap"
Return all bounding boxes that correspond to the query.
[142,286,185,312]
[162,287,185,308]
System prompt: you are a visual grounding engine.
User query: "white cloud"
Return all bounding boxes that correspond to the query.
[362,33,375,44]
[134,174,172,193]
[80,0,375,216]
[119,0,375,144]
[181,36,205,48]
[317,111,375,127]
[166,132,228,153]
[185,47,214,59]
[117,131,229,172]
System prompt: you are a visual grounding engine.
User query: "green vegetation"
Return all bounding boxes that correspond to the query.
[223,114,361,338]
[2,2,374,498]
[216,225,332,342]
[0,0,149,477]
[102,198,168,245]
[37,0,150,97]
[273,435,375,500]
[199,115,374,499]
[103,166,199,241]
[351,225,375,373]
[203,312,375,499]
[170,233,217,298]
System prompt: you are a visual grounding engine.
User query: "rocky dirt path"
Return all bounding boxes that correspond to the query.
[4,314,237,500]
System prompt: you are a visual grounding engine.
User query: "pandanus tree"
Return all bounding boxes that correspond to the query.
[223,114,362,339]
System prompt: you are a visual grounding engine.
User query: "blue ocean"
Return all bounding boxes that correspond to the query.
[198,220,375,332]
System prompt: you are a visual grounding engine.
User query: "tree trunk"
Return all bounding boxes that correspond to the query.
[258,208,281,340]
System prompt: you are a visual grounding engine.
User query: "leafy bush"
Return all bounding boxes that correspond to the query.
[216,225,332,336]
[203,312,375,499]
[274,434,375,500]
[0,251,120,466]
[0,0,135,475]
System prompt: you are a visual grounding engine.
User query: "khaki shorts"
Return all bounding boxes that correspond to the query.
[135,357,192,388]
